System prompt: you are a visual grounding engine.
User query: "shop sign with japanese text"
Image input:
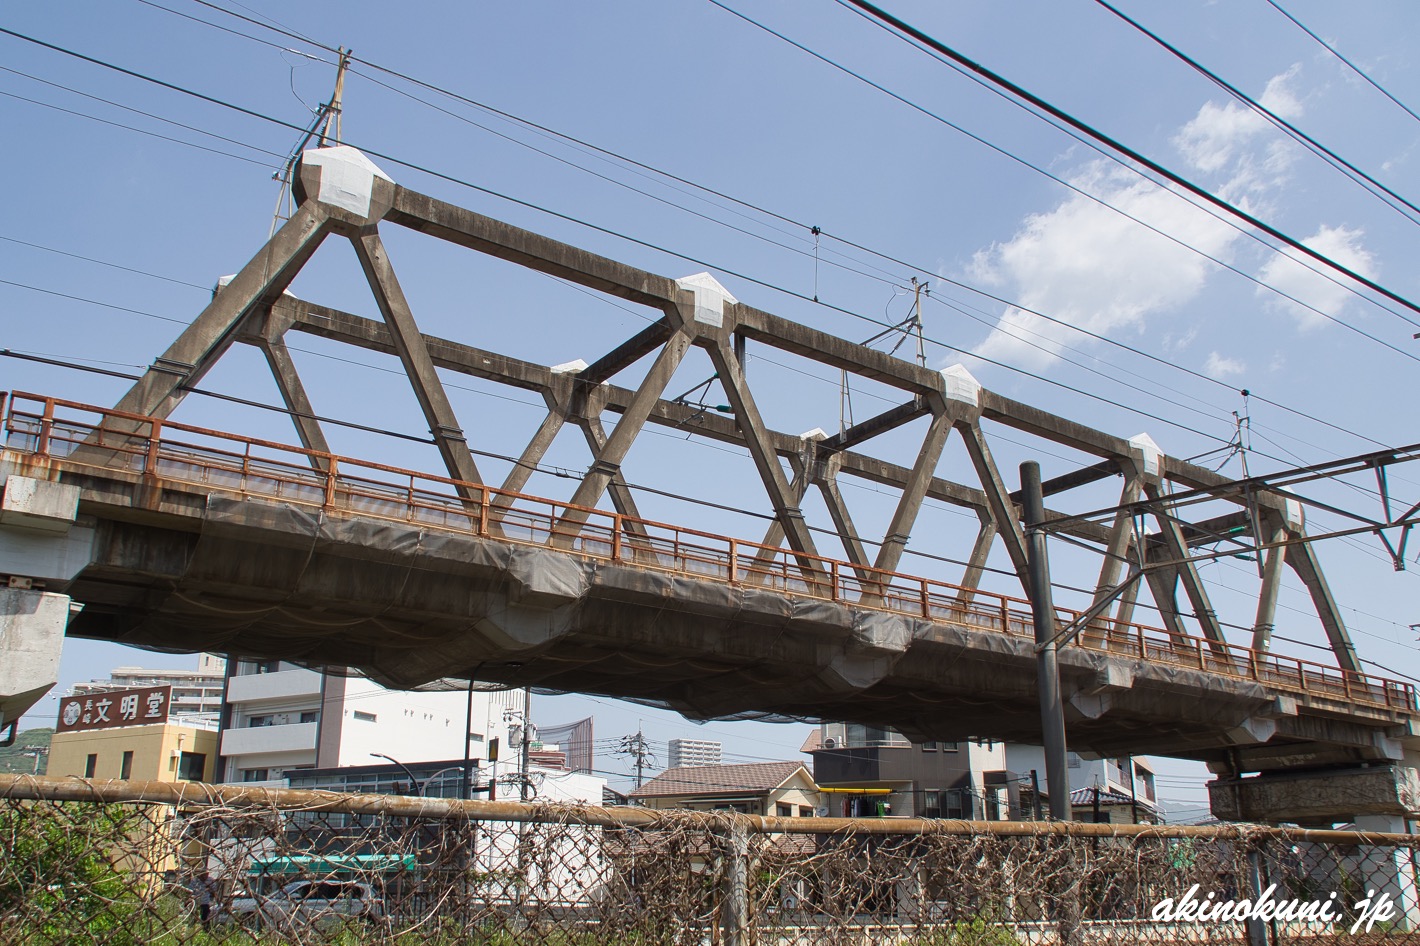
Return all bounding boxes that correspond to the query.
[56,685,172,732]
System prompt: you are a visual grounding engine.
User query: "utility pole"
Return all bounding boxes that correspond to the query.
[463,678,475,800]
[316,48,352,148]
[617,728,655,790]
[504,690,535,801]
[1022,461,1071,821]
[519,688,532,802]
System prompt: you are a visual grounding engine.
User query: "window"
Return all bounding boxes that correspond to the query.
[120,751,133,780]
[252,660,281,674]
[922,741,938,752]
[799,806,813,818]
[178,752,206,782]
[922,791,941,819]
[299,711,319,724]
[777,804,793,818]
[247,715,273,728]
[352,711,377,723]
[242,768,270,782]
[85,754,98,778]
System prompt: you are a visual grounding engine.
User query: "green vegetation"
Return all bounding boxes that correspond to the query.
[0,726,52,774]
[0,800,139,943]
[908,917,1023,946]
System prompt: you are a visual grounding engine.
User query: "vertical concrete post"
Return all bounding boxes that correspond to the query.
[1245,848,1270,946]
[1021,462,1071,821]
[1352,815,1420,931]
[721,823,750,946]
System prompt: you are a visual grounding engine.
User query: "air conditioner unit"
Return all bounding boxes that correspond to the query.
[822,738,837,750]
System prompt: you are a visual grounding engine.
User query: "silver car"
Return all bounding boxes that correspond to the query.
[217,879,384,930]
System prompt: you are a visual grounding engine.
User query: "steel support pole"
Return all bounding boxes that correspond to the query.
[1022,461,1071,821]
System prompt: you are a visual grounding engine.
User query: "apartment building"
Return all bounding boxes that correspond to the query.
[70,654,226,721]
[218,659,520,786]
[667,738,722,768]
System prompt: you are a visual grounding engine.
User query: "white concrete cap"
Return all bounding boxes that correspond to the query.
[215,274,293,298]
[1129,433,1163,479]
[1280,487,1305,529]
[940,364,981,408]
[550,359,589,375]
[800,427,829,441]
[675,273,738,328]
[300,145,393,218]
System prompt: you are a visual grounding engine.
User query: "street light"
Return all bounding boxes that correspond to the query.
[369,752,423,797]
[420,765,482,799]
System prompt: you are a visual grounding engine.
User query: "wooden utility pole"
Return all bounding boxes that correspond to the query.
[317,48,352,148]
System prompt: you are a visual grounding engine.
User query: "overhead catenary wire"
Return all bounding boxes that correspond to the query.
[0,88,281,170]
[834,0,1420,332]
[100,0,1420,455]
[5,9,1414,670]
[704,0,1420,364]
[40,0,1419,494]
[7,242,1413,600]
[1264,0,1420,129]
[0,23,1257,451]
[1091,0,1420,229]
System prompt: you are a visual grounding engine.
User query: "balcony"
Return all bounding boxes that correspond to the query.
[225,668,323,704]
[221,721,318,756]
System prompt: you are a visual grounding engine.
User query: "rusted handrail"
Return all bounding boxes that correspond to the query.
[3,391,1414,713]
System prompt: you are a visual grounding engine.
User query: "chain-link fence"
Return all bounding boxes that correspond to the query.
[2,774,1416,945]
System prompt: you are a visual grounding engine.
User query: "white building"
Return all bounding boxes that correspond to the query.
[667,738,722,768]
[1004,745,1159,822]
[71,654,226,721]
[218,659,520,786]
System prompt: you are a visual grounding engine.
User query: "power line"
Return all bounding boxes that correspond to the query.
[0,235,212,293]
[1264,0,1420,129]
[1092,0,1420,229]
[0,24,1256,450]
[0,88,280,170]
[120,0,1420,452]
[836,0,1420,330]
[75,0,1420,464]
[0,63,287,165]
[706,0,1420,362]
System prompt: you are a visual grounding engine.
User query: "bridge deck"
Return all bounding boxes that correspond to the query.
[4,390,1414,724]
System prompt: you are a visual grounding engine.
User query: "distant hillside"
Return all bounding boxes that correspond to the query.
[0,728,52,775]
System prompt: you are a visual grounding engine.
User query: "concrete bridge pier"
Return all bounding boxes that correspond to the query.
[1208,763,1420,929]
[0,472,89,742]
[1352,813,1420,931]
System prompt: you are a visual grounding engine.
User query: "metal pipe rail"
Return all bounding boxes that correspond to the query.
[4,774,1418,843]
[3,390,1414,713]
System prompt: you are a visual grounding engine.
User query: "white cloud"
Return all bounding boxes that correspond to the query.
[1255,224,1378,329]
[1202,351,1246,379]
[1172,65,1303,203]
[964,67,1312,372]
[966,162,1240,371]
[1162,326,1198,352]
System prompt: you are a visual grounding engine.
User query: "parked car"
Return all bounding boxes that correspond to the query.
[215,879,383,930]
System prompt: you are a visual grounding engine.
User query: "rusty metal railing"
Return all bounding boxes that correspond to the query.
[3,391,1414,713]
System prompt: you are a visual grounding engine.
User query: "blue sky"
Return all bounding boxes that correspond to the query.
[4,0,1419,811]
